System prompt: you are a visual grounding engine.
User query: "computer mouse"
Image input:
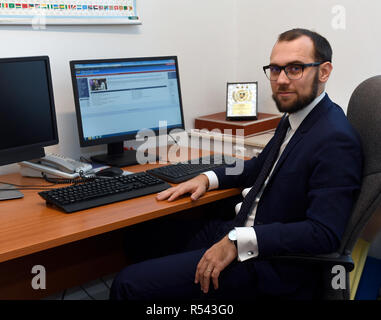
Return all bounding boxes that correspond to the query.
[95,167,124,177]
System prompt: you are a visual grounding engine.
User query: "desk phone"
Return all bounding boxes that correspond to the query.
[19,153,93,179]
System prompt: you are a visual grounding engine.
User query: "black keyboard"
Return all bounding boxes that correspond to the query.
[146,155,239,183]
[39,172,171,213]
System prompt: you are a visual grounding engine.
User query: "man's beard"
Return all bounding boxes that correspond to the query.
[272,72,319,114]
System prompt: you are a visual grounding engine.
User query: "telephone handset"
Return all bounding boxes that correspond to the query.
[38,154,87,173]
[19,153,93,179]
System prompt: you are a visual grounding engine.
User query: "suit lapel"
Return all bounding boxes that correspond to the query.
[269,94,332,178]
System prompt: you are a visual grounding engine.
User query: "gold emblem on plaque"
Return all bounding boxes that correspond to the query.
[232,85,252,103]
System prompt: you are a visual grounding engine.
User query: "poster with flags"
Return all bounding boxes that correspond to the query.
[0,0,140,25]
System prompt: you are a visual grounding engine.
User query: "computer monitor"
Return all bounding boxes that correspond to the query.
[0,56,59,199]
[69,56,185,167]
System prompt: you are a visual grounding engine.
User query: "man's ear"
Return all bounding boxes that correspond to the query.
[319,62,333,83]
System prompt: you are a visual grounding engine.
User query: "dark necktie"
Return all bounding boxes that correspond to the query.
[231,115,290,227]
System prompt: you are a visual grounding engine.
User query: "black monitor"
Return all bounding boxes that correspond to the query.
[69,56,185,167]
[0,56,58,199]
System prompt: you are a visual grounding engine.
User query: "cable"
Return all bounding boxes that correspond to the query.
[0,183,57,191]
[0,171,114,193]
[100,276,111,290]
[79,156,92,164]
[0,187,56,191]
[0,180,56,188]
[80,285,96,300]
[168,133,179,145]
[0,171,96,192]
[41,173,95,185]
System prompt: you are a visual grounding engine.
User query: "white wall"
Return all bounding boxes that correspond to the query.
[0,0,238,173]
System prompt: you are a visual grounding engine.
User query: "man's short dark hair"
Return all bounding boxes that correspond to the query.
[278,28,332,63]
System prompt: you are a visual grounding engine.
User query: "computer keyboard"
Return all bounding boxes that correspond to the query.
[146,154,239,183]
[39,172,171,213]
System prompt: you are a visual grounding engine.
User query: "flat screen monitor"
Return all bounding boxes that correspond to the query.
[0,56,59,199]
[70,56,185,167]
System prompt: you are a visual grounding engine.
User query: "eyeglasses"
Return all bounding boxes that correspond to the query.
[263,62,323,81]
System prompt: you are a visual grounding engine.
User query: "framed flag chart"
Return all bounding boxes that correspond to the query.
[0,1,141,25]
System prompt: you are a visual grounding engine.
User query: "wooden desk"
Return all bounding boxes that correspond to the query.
[0,148,240,299]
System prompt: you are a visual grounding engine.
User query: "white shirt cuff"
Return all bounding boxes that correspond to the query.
[235,227,259,261]
[201,171,219,190]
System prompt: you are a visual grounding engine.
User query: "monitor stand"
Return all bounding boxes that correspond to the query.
[90,142,138,167]
[0,183,24,201]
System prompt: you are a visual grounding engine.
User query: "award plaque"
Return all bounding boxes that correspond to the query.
[226,82,258,121]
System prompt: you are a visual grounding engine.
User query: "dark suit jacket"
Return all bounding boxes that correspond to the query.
[213,94,363,297]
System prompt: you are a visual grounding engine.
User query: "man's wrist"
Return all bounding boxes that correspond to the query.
[201,171,218,190]
[199,173,210,190]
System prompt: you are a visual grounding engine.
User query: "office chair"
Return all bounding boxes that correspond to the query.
[340,75,381,299]
[270,75,381,299]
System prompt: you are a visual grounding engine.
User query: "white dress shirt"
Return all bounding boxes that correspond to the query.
[203,92,326,261]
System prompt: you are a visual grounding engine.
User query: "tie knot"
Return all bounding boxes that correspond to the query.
[282,116,290,130]
[276,115,290,138]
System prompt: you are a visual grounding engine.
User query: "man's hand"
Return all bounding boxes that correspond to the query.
[195,236,237,294]
[156,174,209,202]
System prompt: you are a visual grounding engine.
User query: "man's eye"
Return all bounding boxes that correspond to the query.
[287,65,302,73]
[270,66,280,73]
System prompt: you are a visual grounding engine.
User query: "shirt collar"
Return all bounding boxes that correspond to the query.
[288,91,326,131]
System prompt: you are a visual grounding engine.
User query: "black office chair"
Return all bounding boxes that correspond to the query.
[269,75,381,299]
[339,75,381,299]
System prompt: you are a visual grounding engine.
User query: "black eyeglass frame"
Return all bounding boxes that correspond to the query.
[263,62,324,81]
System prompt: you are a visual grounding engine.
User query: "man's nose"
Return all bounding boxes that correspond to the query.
[276,69,290,84]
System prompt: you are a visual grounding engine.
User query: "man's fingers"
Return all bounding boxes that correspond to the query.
[168,190,185,202]
[156,188,176,200]
[201,266,221,293]
[201,268,213,293]
[195,257,211,291]
[195,257,206,284]
[156,186,185,202]
[190,187,205,201]
[211,269,220,290]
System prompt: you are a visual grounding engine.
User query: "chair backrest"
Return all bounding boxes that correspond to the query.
[340,75,381,255]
